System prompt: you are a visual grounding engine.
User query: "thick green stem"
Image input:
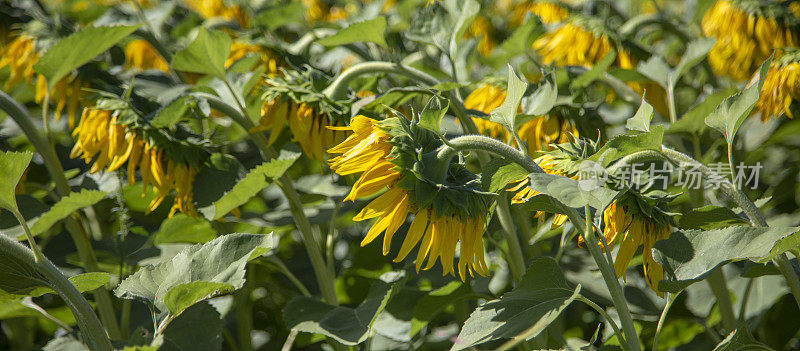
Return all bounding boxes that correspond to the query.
[707,268,736,333]
[577,296,628,351]
[0,226,112,351]
[652,292,679,351]
[494,193,526,282]
[0,90,122,339]
[666,81,677,123]
[322,61,439,100]
[197,93,339,306]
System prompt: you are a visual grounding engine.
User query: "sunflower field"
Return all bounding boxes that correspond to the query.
[4,0,800,350]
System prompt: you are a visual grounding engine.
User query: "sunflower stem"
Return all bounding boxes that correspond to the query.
[322,61,439,100]
[707,268,737,333]
[577,296,629,351]
[652,291,679,351]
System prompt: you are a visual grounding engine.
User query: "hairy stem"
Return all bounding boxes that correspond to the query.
[577,296,629,351]
[322,61,439,100]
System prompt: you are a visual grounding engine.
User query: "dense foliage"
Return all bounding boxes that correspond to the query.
[1,0,800,350]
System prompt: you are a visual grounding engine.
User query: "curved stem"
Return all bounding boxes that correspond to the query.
[707,268,736,333]
[196,93,339,306]
[652,292,679,351]
[444,135,543,173]
[0,90,122,339]
[577,296,629,351]
[322,61,439,100]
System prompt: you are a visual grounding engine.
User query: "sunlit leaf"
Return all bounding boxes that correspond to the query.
[171,27,232,79]
[317,17,387,48]
[626,96,654,132]
[30,189,106,237]
[0,151,32,212]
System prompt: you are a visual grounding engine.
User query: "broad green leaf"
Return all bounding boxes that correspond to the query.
[443,0,480,59]
[317,17,387,48]
[673,38,716,81]
[525,173,618,211]
[115,233,275,313]
[713,329,773,351]
[43,336,89,351]
[668,89,736,135]
[158,303,223,351]
[705,57,771,150]
[481,159,528,193]
[418,94,449,134]
[283,271,405,345]
[153,214,216,245]
[164,281,234,317]
[520,73,557,119]
[152,96,198,128]
[626,96,654,132]
[30,189,106,237]
[410,281,473,336]
[591,126,665,166]
[33,25,140,90]
[0,235,48,296]
[652,227,800,292]
[571,50,617,89]
[678,206,747,230]
[637,56,670,88]
[200,152,299,220]
[255,2,304,29]
[452,258,580,350]
[171,27,232,79]
[28,272,110,297]
[0,151,32,212]
[490,65,527,132]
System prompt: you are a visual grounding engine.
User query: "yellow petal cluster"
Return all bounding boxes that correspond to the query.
[328,116,489,279]
[226,42,281,76]
[71,108,198,217]
[0,35,37,88]
[534,23,632,67]
[463,85,510,141]
[35,75,87,129]
[124,39,170,73]
[702,0,797,80]
[508,154,569,227]
[182,0,248,27]
[464,16,497,57]
[511,1,569,27]
[597,201,672,296]
[302,0,348,23]
[755,60,800,121]
[257,98,347,161]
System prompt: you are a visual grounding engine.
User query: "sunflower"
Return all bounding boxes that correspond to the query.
[754,51,800,121]
[508,154,570,227]
[258,97,347,161]
[464,16,497,56]
[328,115,491,279]
[594,200,672,296]
[181,0,248,27]
[302,0,348,23]
[124,39,170,73]
[511,1,569,27]
[702,0,798,80]
[71,107,198,217]
[463,84,578,153]
[1,34,86,128]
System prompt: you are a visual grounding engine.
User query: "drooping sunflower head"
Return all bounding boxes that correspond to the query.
[702,0,799,80]
[464,15,497,56]
[124,39,170,73]
[511,1,569,27]
[533,15,634,68]
[181,0,248,27]
[596,193,674,296]
[754,49,800,121]
[329,115,495,280]
[257,70,349,161]
[71,98,210,217]
[0,34,38,88]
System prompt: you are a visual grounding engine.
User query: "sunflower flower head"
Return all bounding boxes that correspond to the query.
[257,70,349,161]
[702,0,799,80]
[464,16,497,56]
[71,99,209,217]
[181,0,248,27]
[463,84,510,141]
[533,15,634,68]
[124,39,170,73]
[511,1,569,27]
[594,193,674,296]
[329,114,494,280]
[754,49,800,121]
[302,0,349,23]
[0,34,37,89]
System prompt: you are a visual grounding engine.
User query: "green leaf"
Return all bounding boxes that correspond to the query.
[452,258,580,350]
[30,189,106,237]
[200,152,299,220]
[255,2,304,29]
[0,236,48,296]
[520,72,557,119]
[678,206,747,230]
[626,96,654,132]
[525,173,618,211]
[673,38,716,81]
[317,17,387,48]
[410,281,473,336]
[418,94,450,134]
[444,0,480,58]
[164,281,234,317]
[283,271,405,345]
[158,303,223,351]
[712,329,773,351]
[668,89,736,135]
[0,151,32,212]
[482,159,528,193]
[171,27,232,79]
[152,96,197,128]
[705,57,771,150]
[115,233,275,313]
[28,272,110,297]
[637,56,670,88]
[591,126,665,166]
[153,214,216,245]
[33,25,140,90]
[496,19,541,59]
[490,65,527,132]
[652,226,800,292]
[571,50,617,89]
